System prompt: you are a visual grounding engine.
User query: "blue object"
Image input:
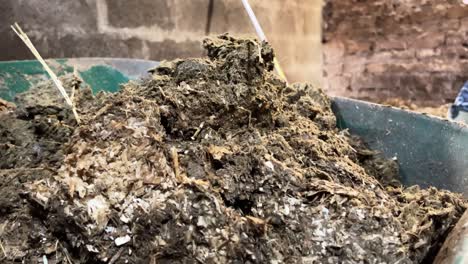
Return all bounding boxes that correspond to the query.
[449,81,468,120]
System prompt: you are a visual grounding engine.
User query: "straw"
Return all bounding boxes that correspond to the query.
[11,23,80,123]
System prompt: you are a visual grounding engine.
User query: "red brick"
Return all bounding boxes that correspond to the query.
[323,0,467,104]
[343,61,366,75]
[415,49,441,59]
[431,74,457,96]
[446,34,464,46]
[423,19,460,32]
[324,64,343,77]
[366,63,406,74]
[375,39,406,51]
[446,6,468,19]
[323,40,345,63]
[442,46,468,59]
[460,17,468,31]
[397,74,430,96]
[403,60,459,73]
[344,40,372,54]
[410,33,445,49]
[351,74,389,90]
[392,50,415,60]
[369,51,393,62]
[325,77,351,94]
[365,63,386,74]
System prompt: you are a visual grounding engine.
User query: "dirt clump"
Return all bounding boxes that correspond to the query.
[0,34,466,263]
[0,98,15,113]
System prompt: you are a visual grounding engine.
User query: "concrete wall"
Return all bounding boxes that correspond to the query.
[323,0,468,106]
[0,0,323,84]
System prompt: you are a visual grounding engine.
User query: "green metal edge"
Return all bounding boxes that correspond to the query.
[332,97,468,196]
[0,59,70,101]
[0,59,130,101]
[79,65,129,94]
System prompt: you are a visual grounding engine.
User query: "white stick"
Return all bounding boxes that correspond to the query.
[11,23,80,123]
[241,0,267,41]
[240,0,288,84]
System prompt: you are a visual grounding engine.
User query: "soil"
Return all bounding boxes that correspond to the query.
[0,34,466,264]
[0,98,15,113]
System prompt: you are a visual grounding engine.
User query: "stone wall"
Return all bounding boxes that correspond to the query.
[323,0,468,105]
[0,0,323,84]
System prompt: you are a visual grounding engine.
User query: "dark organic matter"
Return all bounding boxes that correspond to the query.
[0,34,465,264]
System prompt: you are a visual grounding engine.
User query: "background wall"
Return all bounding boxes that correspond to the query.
[323,0,468,106]
[0,0,323,85]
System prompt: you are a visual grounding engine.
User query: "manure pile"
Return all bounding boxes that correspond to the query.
[0,35,465,264]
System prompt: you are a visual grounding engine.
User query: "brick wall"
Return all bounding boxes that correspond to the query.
[0,0,323,84]
[323,0,468,106]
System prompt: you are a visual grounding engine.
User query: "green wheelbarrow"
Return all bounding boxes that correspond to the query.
[1,58,467,263]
